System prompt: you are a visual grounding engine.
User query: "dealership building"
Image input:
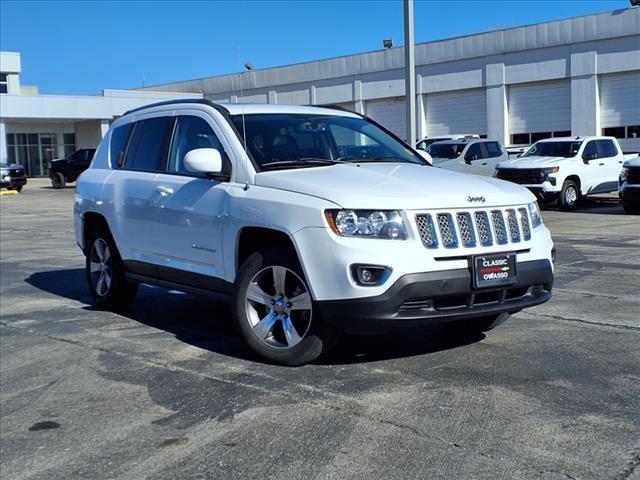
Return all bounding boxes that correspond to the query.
[1,6,639,176]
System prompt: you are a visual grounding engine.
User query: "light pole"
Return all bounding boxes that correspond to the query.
[404,0,416,144]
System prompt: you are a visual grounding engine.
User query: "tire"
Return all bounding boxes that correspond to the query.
[232,247,339,366]
[558,180,579,211]
[85,225,138,310]
[15,185,23,192]
[449,312,512,335]
[50,172,66,189]
[622,202,640,215]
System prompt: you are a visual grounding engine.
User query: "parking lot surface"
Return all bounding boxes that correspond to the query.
[1,179,639,480]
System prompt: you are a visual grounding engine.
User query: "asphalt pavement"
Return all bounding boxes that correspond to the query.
[1,179,639,480]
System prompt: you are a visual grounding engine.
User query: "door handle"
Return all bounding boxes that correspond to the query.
[598,163,604,166]
[481,162,488,165]
[155,186,174,196]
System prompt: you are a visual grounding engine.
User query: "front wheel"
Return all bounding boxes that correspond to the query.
[558,180,579,211]
[50,172,66,189]
[622,202,640,215]
[232,248,339,366]
[15,185,23,192]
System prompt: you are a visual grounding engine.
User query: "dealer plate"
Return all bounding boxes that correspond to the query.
[473,253,517,289]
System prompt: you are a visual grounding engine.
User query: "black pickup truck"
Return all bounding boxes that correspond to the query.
[0,163,27,192]
[49,148,96,189]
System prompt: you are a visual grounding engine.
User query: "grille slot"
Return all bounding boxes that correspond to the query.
[415,214,438,249]
[437,213,458,248]
[506,209,521,243]
[491,210,508,245]
[496,168,546,185]
[474,211,493,247]
[518,208,531,240]
[628,167,640,185]
[456,212,476,248]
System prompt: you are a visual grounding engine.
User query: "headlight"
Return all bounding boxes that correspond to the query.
[542,167,559,174]
[0,168,8,176]
[528,201,543,228]
[325,210,407,239]
[620,167,629,183]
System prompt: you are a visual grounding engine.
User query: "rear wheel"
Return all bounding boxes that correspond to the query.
[622,202,640,215]
[86,225,138,310]
[233,248,339,365]
[558,180,579,211]
[51,172,66,189]
[15,185,23,192]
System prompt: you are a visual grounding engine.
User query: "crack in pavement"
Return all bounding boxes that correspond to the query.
[0,320,581,479]
[524,312,640,332]
[614,448,640,480]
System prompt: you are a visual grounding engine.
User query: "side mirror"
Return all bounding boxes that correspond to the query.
[184,148,223,175]
[582,152,597,162]
[417,150,432,165]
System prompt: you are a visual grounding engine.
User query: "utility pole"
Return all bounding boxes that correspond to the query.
[404,0,416,144]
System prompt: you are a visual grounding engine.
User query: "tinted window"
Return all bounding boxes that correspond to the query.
[168,116,225,175]
[465,143,484,161]
[627,126,640,139]
[582,141,598,160]
[125,117,174,172]
[511,133,530,145]
[485,142,503,158]
[69,150,84,162]
[110,123,134,168]
[427,142,467,159]
[524,141,582,158]
[597,140,618,158]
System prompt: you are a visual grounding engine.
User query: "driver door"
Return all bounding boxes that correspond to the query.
[464,142,506,177]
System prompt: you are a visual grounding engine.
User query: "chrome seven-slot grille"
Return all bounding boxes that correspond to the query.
[415,207,531,249]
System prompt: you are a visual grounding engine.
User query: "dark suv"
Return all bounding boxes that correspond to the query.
[0,163,27,192]
[49,148,96,189]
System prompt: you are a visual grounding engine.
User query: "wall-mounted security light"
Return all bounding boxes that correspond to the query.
[383,39,393,49]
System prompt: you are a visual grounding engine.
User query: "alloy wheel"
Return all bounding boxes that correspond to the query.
[90,238,112,297]
[244,266,312,349]
[565,186,577,206]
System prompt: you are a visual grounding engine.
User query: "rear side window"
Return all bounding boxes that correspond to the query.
[484,142,503,158]
[110,123,134,168]
[125,117,174,172]
[597,140,618,158]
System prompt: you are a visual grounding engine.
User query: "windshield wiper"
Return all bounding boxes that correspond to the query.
[260,158,341,170]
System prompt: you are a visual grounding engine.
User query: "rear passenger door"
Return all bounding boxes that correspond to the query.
[107,115,174,270]
[150,112,232,287]
[594,139,622,193]
[465,141,506,177]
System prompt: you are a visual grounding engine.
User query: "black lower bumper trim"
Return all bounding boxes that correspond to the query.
[317,259,553,328]
[527,187,559,203]
[621,188,640,204]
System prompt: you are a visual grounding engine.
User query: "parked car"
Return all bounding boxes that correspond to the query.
[49,148,96,189]
[416,134,479,151]
[426,139,508,177]
[619,156,640,214]
[495,136,628,211]
[74,100,554,365]
[0,162,27,192]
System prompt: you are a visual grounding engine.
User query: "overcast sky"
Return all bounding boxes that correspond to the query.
[0,0,630,95]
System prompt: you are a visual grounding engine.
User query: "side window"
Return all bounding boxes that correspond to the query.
[597,140,618,159]
[125,117,174,172]
[582,141,599,160]
[484,142,503,158]
[110,123,134,168]
[465,143,484,162]
[168,116,226,175]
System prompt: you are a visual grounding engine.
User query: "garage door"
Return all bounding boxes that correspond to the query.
[366,98,406,140]
[425,89,487,137]
[600,71,640,152]
[508,80,571,144]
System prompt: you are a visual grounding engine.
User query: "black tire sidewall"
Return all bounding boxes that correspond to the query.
[51,172,65,189]
[232,248,334,366]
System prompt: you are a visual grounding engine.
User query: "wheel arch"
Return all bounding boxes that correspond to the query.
[564,175,582,195]
[82,212,113,254]
[236,227,299,272]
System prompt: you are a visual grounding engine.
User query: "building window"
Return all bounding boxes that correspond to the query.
[5,132,75,176]
[628,126,640,139]
[510,133,530,145]
[531,132,552,143]
[0,73,8,94]
[552,131,571,138]
[603,127,626,138]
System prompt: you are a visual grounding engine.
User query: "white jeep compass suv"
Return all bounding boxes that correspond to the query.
[74,100,554,365]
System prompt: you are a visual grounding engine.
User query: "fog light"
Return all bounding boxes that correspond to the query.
[351,265,390,286]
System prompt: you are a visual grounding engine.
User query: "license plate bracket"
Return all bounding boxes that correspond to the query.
[473,253,517,289]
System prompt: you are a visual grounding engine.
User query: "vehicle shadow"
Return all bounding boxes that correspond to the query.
[25,268,483,365]
[541,196,626,215]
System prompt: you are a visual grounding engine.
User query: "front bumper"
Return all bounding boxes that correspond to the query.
[620,186,640,204]
[317,259,553,328]
[0,176,27,188]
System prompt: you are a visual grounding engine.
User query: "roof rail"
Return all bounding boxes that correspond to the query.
[123,98,226,116]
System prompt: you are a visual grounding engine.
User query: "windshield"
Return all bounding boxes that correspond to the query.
[417,138,451,150]
[231,113,426,170]
[426,142,467,159]
[524,141,582,158]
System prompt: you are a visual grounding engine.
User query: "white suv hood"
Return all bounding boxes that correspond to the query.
[255,163,534,209]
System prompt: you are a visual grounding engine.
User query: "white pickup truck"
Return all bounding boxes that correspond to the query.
[426,139,509,178]
[495,136,629,211]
